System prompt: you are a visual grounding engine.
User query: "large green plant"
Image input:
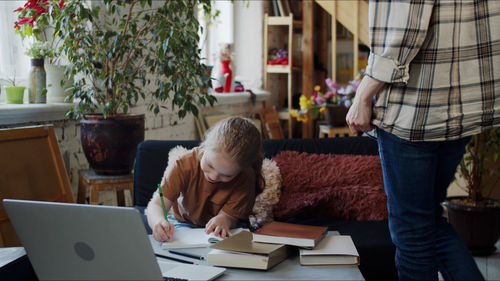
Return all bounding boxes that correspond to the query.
[54,0,215,119]
[458,128,500,205]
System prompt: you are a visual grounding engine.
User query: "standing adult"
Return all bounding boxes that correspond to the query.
[347,0,499,280]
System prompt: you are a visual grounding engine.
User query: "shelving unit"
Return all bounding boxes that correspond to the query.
[263,13,302,139]
[315,0,369,82]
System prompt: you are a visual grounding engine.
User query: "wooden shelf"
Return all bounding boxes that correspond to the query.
[267,15,302,27]
[263,12,299,139]
[265,65,302,73]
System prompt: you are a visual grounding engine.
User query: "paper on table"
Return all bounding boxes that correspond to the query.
[0,247,26,268]
[162,228,246,249]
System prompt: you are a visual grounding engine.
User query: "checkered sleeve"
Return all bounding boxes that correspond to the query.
[365,0,435,84]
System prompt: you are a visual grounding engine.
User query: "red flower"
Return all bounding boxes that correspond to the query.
[13,0,64,31]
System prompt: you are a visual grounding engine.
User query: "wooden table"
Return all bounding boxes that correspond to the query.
[77,169,133,206]
[318,124,357,138]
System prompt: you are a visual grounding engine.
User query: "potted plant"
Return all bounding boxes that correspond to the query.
[0,75,26,104]
[50,0,215,175]
[291,74,361,126]
[24,41,56,103]
[443,128,500,256]
[14,0,71,103]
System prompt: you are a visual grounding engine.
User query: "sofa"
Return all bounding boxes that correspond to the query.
[133,136,398,281]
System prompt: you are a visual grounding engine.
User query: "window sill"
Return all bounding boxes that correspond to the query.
[0,103,74,125]
[0,90,270,126]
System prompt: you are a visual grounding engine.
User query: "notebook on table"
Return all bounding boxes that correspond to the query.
[162,228,246,249]
[2,199,225,281]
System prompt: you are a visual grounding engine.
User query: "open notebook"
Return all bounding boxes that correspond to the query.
[162,228,246,249]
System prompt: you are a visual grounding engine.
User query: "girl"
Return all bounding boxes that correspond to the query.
[146,116,264,242]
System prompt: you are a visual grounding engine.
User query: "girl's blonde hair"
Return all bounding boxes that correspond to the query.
[200,116,264,193]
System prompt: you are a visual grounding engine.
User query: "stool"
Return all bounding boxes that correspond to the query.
[318,124,357,138]
[77,169,133,206]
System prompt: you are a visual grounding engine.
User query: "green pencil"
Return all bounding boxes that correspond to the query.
[157,184,169,222]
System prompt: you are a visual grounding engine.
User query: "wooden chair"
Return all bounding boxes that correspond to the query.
[259,107,284,139]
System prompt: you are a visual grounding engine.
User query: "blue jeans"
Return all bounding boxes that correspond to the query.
[376,128,484,281]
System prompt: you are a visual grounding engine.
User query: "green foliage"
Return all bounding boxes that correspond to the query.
[54,0,216,119]
[458,128,500,203]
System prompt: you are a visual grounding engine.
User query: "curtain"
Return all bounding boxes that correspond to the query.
[0,1,30,88]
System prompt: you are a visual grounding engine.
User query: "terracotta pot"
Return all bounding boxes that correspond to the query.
[443,196,500,256]
[325,105,348,126]
[80,114,145,175]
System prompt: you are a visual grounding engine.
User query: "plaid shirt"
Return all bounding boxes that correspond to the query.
[366,0,500,141]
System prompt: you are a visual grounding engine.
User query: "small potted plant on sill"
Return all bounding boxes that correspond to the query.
[0,74,26,104]
[443,128,500,256]
[24,41,55,104]
[291,73,361,126]
[50,0,215,175]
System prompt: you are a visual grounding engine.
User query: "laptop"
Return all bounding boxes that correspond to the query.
[3,199,225,281]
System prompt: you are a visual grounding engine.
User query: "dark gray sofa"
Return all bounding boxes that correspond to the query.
[133,137,397,281]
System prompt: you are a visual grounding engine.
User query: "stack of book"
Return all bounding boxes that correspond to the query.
[207,221,359,269]
[207,230,289,270]
[252,221,359,266]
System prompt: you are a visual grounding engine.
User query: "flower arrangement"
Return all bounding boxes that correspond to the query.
[14,0,65,64]
[24,41,55,59]
[14,0,65,40]
[291,73,362,122]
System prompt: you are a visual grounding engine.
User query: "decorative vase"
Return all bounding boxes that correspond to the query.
[80,114,145,175]
[221,60,232,93]
[45,64,73,103]
[325,104,349,126]
[28,58,46,104]
[443,196,500,256]
[5,86,26,104]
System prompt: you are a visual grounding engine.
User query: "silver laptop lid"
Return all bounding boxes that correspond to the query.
[3,199,163,281]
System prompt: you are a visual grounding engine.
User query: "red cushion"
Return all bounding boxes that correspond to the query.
[272,151,387,221]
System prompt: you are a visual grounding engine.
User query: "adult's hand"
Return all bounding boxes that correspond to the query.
[346,75,385,134]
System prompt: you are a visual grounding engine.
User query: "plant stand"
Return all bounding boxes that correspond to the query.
[77,169,133,206]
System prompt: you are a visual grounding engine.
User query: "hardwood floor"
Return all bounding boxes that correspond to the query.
[475,240,500,280]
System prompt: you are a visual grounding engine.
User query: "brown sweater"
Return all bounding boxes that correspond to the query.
[162,147,256,227]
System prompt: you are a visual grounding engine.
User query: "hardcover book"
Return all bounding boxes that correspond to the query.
[252,221,328,248]
[207,231,289,270]
[299,235,360,266]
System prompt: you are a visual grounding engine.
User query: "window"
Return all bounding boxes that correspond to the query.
[0,1,30,90]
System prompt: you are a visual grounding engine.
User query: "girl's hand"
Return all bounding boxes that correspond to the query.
[152,219,175,242]
[205,213,235,239]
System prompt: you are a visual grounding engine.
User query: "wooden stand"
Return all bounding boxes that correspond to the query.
[318,124,356,138]
[78,170,133,206]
